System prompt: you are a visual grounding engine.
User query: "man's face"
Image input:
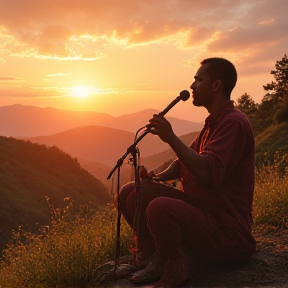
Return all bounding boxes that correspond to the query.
[190,64,214,108]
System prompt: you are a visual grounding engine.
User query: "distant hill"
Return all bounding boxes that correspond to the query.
[79,131,200,190]
[26,125,178,167]
[114,109,203,136]
[141,131,200,170]
[0,136,111,252]
[0,104,203,137]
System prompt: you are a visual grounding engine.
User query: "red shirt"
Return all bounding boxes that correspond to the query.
[180,101,255,247]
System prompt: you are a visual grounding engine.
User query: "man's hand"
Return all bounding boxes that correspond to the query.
[148,114,177,144]
[139,166,155,180]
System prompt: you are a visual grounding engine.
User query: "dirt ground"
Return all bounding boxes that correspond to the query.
[96,229,288,288]
[184,229,288,287]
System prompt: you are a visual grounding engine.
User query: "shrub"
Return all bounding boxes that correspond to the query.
[274,107,288,124]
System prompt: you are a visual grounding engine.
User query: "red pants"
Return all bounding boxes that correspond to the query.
[119,180,253,263]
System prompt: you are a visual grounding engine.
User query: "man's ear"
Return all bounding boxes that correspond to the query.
[212,80,221,92]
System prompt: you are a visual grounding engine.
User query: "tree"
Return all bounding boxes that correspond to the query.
[255,54,288,134]
[263,54,288,107]
[235,93,260,134]
[236,93,257,115]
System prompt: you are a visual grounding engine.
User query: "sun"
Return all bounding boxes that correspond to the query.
[70,86,91,98]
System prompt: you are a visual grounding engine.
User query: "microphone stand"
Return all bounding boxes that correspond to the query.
[108,129,146,272]
[107,91,190,273]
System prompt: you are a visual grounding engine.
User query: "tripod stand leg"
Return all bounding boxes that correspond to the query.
[114,166,121,271]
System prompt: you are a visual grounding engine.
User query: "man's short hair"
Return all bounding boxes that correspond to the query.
[201,57,237,98]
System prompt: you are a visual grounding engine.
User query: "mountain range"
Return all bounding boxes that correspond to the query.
[26,125,178,167]
[1,104,202,191]
[0,104,203,137]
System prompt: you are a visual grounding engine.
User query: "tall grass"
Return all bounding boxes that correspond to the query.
[253,152,288,232]
[0,154,287,287]
[0,199,133,288]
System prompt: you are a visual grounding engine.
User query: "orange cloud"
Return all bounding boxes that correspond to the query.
[0,0,287,69]
[259,19,275,25]
[0,0,241,59]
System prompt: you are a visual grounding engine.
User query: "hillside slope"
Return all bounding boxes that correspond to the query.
[79,159,132,194]
[255,122,288,165]
[0,136,111,252]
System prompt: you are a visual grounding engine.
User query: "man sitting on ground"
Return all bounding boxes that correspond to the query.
[119,57,256,287]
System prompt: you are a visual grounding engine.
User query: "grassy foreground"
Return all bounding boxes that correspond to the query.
[0,155,288,288]
[0,201,134,288]
[253,152,288,230]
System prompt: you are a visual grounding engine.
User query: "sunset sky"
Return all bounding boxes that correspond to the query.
[0,0,287,122]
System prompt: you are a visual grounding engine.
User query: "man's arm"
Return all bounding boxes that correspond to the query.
[168,137,211,184]
[153,158,181,182]
[148,114,211,184]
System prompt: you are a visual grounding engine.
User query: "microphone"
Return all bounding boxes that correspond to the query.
[158,90,190,116]
[145,90,190,131]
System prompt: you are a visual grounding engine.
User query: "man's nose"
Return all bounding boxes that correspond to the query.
[190,82,195,89]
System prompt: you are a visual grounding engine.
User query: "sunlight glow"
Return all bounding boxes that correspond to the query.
[70,86,91,98]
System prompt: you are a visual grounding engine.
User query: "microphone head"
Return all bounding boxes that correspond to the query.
[179,90,190,101]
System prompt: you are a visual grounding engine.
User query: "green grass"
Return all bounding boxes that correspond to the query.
[0,155,287,287]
